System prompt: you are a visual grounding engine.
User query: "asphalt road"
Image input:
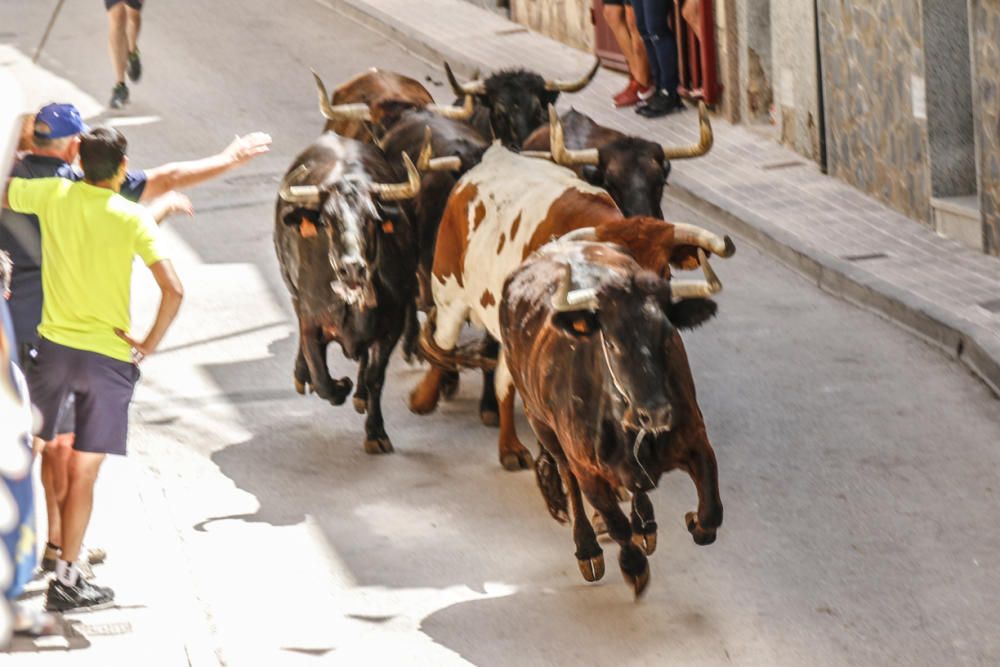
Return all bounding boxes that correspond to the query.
[4,1,1000,665]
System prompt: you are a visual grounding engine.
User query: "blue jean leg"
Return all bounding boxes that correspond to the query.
[633,0,679,93]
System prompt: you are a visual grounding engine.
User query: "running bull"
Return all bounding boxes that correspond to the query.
[444,58,600,150]
[408,144,733,470]
[522,103,713,217]
[500,239,723,596]
[275,132,423,454]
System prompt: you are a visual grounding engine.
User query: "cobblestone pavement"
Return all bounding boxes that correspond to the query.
[327,0,1000,395]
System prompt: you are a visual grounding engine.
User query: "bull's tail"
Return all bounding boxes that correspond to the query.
[534,449,569,524]
[418,308,498,372]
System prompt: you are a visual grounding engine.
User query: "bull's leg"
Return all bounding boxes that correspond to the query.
[301,327,352,406]
[528,417,568,523]
[495,354,532,471]
[353,350,369,414]
[400,301,420,364]
[684,443,723,546]
[361,334,399,455]
[293,344,309,395]
[408,304,466,415]
[630,491,657,555]
[564,468,604,582]
[580,475,650,597]
[479,336,500,427]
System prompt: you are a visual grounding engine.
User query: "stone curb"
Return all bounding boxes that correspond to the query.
[324,0,1000,398]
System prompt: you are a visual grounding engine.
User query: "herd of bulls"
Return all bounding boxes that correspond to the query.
[273,59,734,596]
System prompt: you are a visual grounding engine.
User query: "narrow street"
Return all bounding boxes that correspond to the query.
[3,1,1000,665]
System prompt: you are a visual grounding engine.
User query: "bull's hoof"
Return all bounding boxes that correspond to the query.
[325,378,353,406]
[364,437,394,454]
[294,379,307,395]
[623,563,651,598]
[480,409,499,427]
[353,396,367,414]
[577,554,605,582]
[440,372,460,400]
[631,531,658,555]
[500,446,533,471]
[685,511,717,546]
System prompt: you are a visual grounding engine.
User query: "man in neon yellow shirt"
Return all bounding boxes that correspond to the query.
[2,127,183,612]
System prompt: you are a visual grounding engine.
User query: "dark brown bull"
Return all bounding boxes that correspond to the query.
[444,58,600,150]
[522,103,713,217]
[500,239,724,596]
[275,132,424,454]
[312,69,473,142]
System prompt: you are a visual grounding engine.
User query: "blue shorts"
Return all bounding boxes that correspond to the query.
[28,339,139,456]
[105,0,144,10]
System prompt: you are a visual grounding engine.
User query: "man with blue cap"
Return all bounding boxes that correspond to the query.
[0,103,270,591]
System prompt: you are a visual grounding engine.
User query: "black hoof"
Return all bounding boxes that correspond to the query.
[577,553,605,582]
[685,511,717,546]
[624,563,651,598]
[364,437,394,454]
[631,531,657,555]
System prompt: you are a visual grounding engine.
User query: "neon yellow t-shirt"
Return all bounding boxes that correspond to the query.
[7,177,167,363]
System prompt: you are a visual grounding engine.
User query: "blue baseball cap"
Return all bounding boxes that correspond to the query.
[33,103,89,139]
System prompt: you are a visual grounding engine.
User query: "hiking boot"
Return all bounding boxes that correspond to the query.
[613,79,653,108]
[45,577,115,613]
[636,90,685,118]
[110,83,129,109]
[127,49,142,82]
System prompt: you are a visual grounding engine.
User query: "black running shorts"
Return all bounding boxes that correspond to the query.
[105,0,144,10]
[28,338,139,456]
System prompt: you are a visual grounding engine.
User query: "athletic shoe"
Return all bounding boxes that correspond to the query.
[110,83,129,110]
[613,80,653,108]
[40,546,107,573]
[45,577,115,613]
[127,49,142,83]
[636,90,685,118]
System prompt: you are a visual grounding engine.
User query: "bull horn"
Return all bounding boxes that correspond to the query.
[559,227,597,242]
[426,94,475,120]
[416,127,463,173]
[670,249,722,299]
[662,101,714,159]
[672,222,736,258]
[312,70,372,122]
[551,265,599,312]
[544,56,601,93]
[279,165,323,207]
[549,105,599,167]
[444,61,486,96]
[371,152,420,201]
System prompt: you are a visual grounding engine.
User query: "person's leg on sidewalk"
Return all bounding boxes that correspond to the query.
[40,435,73,565]
[106,1,130,108]
[58,450,105,567]
[626,4,652,91]
[125,4,143,82]
[606,1,653,107]
[634,0,683,117]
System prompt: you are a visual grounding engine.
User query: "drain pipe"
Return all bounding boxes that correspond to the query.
[813,0,828,173]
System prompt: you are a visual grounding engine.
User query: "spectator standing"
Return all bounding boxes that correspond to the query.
[3,127,184,611]
[602,0,653,107]
[0,103,270,582]
[106,0,145,109]
[633,0,684,117]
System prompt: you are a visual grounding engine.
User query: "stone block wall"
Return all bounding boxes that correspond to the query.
[970,0,1000,256]
[818,0,932,223]
[510,0,595,52]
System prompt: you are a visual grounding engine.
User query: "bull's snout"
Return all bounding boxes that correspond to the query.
[336,259,368,287]
[628,403,673,432]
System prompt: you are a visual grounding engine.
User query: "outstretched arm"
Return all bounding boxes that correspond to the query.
[146,191,193,224]
[139,132,272,201]
[115,259,184,360]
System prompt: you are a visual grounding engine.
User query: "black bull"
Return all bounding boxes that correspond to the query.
[500,240,723,596]
[274,132,421,454]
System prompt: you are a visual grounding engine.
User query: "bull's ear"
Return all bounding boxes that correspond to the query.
[580,165,602,185]
[552,310,598,338]
[668,298,718,330]
[542,90,560,107]
[377,204,404,233]
[281,208,320,228]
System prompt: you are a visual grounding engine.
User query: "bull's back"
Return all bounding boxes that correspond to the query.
[432,145,616,337]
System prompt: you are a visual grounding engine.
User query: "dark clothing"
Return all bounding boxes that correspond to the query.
[602,0,631,6]
[105,0,144,9]
[633,0,679,93]
[29,338,139,456]
[0,154,146,346]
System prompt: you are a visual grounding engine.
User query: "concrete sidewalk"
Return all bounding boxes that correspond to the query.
[324,0,1000,396]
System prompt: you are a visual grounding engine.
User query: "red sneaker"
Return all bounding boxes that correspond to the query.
[613,79,653,108]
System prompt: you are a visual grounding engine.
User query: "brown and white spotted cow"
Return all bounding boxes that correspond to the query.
[500,239,724,596]
[408,144,734,470]
[311,69,473,142]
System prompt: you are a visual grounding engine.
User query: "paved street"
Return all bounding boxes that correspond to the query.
[3,0,1000,665]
